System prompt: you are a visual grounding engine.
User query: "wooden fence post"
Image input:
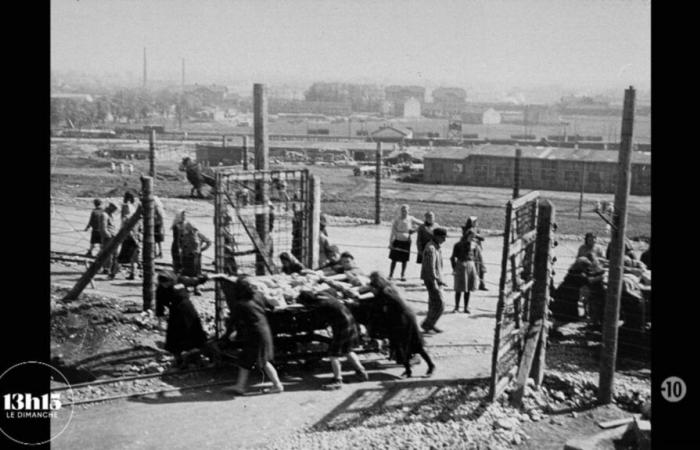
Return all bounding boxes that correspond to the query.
[149,129,156,178]
[214,171,225,338]
[511,201,555,405]
[599,87,636,404]
[254,84,270,275]
[308,175,321,269]
[63,206,143,301]
[141,177,155,311]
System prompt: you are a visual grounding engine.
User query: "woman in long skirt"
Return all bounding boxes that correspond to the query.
[388,204,422,281]
[368,271,435,378]
[450,228,479,313]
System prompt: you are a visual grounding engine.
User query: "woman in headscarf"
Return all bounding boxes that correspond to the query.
[463,216,488,291]
[180,221,212,295]
[388,204,422,281]
[215,275,284,395]
[450,228,479,314]
[171,210,188,274]
[368,272,435,378]
[297,290,369,390]
[111,204,142,280]
[155,271,211,367]
[279,252,307,275]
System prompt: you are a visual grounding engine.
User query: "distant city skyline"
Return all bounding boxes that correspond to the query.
[51,0,650,93]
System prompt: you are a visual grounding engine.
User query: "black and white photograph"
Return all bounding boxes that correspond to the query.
[24,0,664,448]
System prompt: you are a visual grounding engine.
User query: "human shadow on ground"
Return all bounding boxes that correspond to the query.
[308,377,492,432]
[128,359,404,406]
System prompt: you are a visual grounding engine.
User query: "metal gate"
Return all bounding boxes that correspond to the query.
[489,191,555,402]
[212,168,318,337]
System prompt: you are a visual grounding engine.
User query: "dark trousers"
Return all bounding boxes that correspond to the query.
[421,280,444,330]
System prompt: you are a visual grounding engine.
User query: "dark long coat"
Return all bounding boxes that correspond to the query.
[156,285,208,354]
[305,292,360,357]
[228,299,275,370]
[374,285,426,365]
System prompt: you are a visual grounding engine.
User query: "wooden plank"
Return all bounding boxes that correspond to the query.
[493,366,518,401]
[511,190,540,210]
[510,321,544,406]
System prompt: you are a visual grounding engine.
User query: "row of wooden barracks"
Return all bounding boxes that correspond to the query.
[422,145,650,195]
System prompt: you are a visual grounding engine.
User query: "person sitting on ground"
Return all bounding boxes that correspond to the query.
[368,272,435,378]
[155,271,212,368]
[84,199,104,256]
[298,290,369,390]
[463,216,488,291]
[214,275,284,396]
[577,232,607,263]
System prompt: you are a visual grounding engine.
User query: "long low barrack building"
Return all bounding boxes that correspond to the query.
[423,144,650,195]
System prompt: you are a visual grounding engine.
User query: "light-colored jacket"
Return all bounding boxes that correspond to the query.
[420,240,443,284]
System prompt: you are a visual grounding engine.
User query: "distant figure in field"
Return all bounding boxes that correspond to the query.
[388,204,422,281]
[84,199,104,256]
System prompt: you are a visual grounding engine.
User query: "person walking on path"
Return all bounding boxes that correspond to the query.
[415,211,437,265]
[420,227,448,333]
[450,228,479,314]
[368,272,436,378]
[464,216,489,291]
[298,290,369,390]
[84,199,104,256]
[214,275,284,396]
[97,202,118,275]
[179,222,212,296]
[388,204,422,281]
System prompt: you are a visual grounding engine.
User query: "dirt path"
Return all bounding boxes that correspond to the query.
[50,197,588,449]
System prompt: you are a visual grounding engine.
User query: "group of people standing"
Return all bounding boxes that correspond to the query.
[86,194,212,294]
[387,204,489,334]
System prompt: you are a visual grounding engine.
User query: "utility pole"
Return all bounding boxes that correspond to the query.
[578,162,586,220]
[254,84,270,275]
[375,141,382,224]
[141,177,155,311]
[598,86,636,404]
[179,58,185,130]
[242,135,249,170]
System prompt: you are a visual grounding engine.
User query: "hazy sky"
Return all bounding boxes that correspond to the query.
[51,0,650,90]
